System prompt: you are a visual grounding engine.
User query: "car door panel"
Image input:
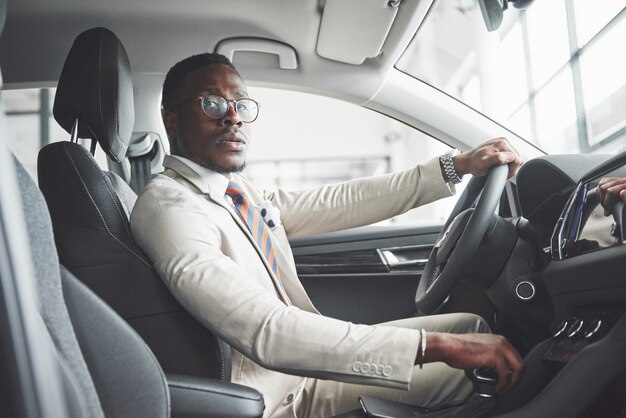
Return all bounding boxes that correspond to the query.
[290,225,441,325]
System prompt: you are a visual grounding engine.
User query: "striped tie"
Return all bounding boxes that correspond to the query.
[225,181,290,303]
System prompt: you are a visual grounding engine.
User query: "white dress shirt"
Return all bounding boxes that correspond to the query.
[169,155,231,204]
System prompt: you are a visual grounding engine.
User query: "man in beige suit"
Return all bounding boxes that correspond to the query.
[131,53,524,417]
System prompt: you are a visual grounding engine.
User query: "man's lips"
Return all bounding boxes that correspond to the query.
[216,132,247,150]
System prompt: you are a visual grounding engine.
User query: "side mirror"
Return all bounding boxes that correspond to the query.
[478,0,535,32]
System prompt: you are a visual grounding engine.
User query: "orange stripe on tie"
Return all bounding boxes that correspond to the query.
[251,210,260,241]
[226,181,290,304]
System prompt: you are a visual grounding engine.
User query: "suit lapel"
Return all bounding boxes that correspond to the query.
[163,156,293,305]
[271,237,319,313]
[236,175,320,314]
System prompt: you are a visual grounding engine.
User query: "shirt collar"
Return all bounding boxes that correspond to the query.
[169,155,230,198]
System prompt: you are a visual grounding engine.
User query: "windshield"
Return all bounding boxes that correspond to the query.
[397,0,626,155]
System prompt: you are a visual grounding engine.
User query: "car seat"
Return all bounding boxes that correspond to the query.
[10,145,264,417]
[14,154,170,417]
[37,27,232,381]
[3,21,264,415]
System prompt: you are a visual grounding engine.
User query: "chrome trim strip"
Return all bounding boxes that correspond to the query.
[377,245,432,269]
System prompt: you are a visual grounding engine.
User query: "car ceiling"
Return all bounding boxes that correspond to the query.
[0,0,544,161]
[0,0,434,102]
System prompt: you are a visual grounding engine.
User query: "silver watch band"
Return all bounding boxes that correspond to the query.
[440,149,463,184]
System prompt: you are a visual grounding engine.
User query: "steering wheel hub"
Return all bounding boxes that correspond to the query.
[415,164,509,315]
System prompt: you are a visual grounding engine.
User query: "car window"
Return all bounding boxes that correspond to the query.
[245,86,459,227]
[397,1,626,155]
[1,87,109,181]
[2,85,461,227]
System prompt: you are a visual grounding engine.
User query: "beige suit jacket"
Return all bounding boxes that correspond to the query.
[130,155,454,417]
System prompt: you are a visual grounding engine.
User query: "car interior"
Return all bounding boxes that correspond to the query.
[1,0,626,417]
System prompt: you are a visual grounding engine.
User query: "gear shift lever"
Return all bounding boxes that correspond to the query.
[465,368,498,398]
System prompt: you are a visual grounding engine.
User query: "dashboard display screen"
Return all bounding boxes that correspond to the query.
[551,158,626,260]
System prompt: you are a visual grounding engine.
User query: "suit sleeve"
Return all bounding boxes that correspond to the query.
[266,157,454,238]
[131,178,421,390]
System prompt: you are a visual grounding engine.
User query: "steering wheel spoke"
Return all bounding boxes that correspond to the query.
[435,209,473,264]
[415,164,509,315]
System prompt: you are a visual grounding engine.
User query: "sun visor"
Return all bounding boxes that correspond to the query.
[317,0,401,65]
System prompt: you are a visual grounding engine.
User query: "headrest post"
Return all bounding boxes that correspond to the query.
[70,119,79,143]
[89,139,97,156]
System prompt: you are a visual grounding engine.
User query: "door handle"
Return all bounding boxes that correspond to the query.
[378,249,429,269]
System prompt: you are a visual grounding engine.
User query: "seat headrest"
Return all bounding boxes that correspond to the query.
[53,27,134,162]
[0,0,6,37]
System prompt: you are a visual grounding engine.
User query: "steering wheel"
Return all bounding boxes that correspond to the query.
[415,164,509,315]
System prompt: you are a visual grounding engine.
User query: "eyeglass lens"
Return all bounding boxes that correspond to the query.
[200,95,258,122]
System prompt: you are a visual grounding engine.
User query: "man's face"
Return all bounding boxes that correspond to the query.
[164,64,252,174]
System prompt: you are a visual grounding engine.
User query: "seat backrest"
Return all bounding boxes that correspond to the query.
[15,155,170,418]
[38,27,231,380]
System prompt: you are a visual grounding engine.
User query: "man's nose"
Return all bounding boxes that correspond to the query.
[221,102,243,127]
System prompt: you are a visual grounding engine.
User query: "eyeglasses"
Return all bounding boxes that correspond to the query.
[168,94,260,123]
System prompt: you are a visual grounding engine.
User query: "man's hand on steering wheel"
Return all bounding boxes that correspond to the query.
[414,138,525,394]
[453,137,523,179]
[422,332,525,394]
[416,137,522,314]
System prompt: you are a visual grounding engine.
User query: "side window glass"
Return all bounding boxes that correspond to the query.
[2,86,463,227]
[245,87,461,226]
[1,87,109,182]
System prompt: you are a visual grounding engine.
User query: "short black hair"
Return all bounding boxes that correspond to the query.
[162,53,239,110]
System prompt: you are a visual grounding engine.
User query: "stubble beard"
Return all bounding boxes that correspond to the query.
[199,158,246,174]
[173,132,247,174]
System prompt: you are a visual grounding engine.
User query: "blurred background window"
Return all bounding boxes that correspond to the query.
[398,0,626,155]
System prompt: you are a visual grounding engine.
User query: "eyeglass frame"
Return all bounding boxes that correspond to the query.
[164,94,261,123]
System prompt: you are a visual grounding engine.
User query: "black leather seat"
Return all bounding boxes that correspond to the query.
[14,154,171,418]
[37,27,233,382]
[28,26,265,418]
[13,148,264,418]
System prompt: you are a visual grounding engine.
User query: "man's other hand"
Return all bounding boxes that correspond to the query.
[425,332,524,394]
[598,177,626,216]
[454,138,523,180]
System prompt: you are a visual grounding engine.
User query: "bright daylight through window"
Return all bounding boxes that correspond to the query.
[398,0,626,155]
[2,1,625,228]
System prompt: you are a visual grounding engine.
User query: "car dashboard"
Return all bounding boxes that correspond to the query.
[492,151,626,416]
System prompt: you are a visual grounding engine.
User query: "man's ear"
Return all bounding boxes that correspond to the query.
[162,110,179,140]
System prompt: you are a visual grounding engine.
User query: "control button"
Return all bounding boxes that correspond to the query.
[382,366,393,377]
[515,281,536,301]
[567,319,584,340]
[552,319,569,339]
[286,393,294,404]
[583,319,603,340]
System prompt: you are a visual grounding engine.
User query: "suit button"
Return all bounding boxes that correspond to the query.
[361,362,370,374]
[382,366,393,377]
[368,364,377,375]
[286,393,294,404]
[352,361,362,373]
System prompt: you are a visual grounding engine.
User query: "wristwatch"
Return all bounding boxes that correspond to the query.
[439,149,463,184]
